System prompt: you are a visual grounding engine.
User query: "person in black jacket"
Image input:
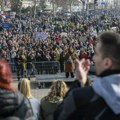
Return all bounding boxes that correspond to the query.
[54,32,120,120]
[0,59,34,119]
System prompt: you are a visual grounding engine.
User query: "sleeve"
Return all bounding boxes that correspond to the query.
[22,97,34,119]
[13,92,34,119]
[54,91,77,120]
[64,80,81,98]
[39,98,45,120]
[54,87,93,120]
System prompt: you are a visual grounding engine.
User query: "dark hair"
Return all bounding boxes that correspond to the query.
[99,32,120,67]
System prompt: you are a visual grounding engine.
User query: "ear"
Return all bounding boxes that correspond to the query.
[104,58,113,69]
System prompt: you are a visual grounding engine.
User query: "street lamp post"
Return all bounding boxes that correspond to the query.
[94,2,96,19]
[82,2,85,19]
[86,0,89,21]
[52,0,55,17]
[19,0,22,34]
[34,0,37,18]
[94,0,98,19]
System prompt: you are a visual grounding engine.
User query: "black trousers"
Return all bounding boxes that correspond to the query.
[66,72,74,78]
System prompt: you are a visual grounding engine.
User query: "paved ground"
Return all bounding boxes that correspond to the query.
[12,80,50,100]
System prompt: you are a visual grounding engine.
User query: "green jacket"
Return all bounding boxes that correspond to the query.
[40,96,63,120]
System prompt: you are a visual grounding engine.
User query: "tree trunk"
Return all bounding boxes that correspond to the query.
[53,0,55,17]
[0,0,4,11]
[33,0,37,18]
[69,0,72,13]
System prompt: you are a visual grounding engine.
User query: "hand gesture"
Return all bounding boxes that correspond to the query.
[75,59,90,85]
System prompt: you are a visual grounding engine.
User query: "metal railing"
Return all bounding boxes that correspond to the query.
[9,61,95,74]
[9,61,60,75]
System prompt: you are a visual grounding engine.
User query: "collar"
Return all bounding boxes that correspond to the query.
[97,69,120,77]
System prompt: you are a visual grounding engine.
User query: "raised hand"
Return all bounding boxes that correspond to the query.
[75,59,90,85]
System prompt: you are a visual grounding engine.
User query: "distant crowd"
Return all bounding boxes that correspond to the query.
[0,13,120,79]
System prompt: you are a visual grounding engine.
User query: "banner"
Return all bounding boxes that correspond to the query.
[36,32,48,40]
[2,23,12,29]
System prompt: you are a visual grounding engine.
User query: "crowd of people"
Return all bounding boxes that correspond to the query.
[0,59,68,120]
[0,12,120,119]
[0,12,120,80]
[1,31,120,119]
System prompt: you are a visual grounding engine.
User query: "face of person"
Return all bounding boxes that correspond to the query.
[93,42,107,75]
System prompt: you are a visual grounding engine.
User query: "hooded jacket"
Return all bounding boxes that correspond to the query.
[92,74,120,114]
[55,70,120,120]
[40,96,63,120]
[0,88,33,119]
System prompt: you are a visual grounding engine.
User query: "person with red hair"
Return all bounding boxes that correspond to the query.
[0,59,33,119]
[0,59,15,91]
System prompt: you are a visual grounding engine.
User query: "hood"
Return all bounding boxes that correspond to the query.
[92,74,120,114]
[46,96,63,103]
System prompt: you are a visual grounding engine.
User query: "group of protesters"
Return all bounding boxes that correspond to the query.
[0,12,120,80]
[1,31,120,120]
[0,10,120,120]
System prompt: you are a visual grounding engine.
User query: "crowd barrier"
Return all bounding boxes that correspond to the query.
[9,61,60,75]
[34,61,59,74]
[9,61,95,77]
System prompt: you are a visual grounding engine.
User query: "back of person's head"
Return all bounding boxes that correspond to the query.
[19,78,32,98]
[0,59,15,91]
[99,32,120,68]
[47,80,68,101]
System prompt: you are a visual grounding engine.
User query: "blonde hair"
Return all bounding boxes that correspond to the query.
[19,78,32,98]
[46,80,68,101]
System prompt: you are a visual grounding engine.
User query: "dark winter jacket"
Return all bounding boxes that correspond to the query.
[0,88,33,119]
[54,70,120,120]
